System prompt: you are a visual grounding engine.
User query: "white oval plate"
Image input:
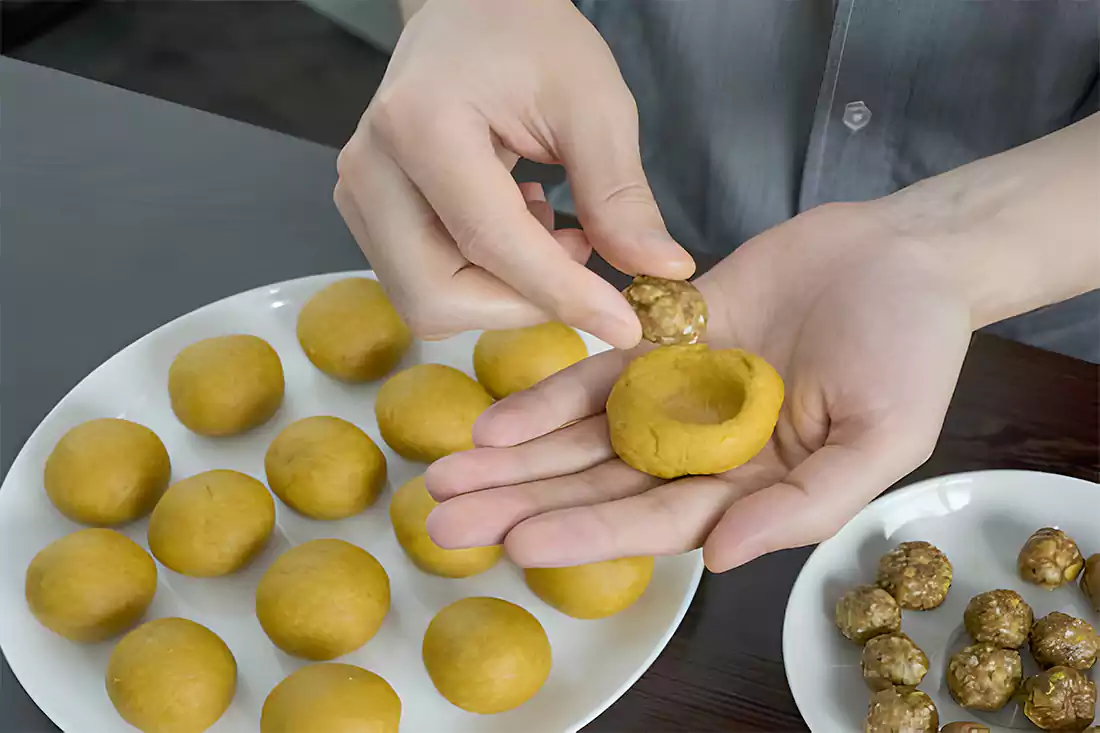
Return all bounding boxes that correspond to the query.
[0,271,703,733]
[784,470,1099,732]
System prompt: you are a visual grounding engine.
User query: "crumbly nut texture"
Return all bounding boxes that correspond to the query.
[1030,612,1098,671]
[1018,528,1084,590]
[946,643,1023,712]
[876,541,953,610]
[1019,666,1096,731]
[864,686,939,733]
[1081,554,1100,612]
[835,585,902,644]
[939,723,990,733]
[622,276,708,346]
[861,632,929,691]
[963,589,1033,649]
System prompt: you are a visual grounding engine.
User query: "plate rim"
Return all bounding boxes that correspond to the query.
[0,269,704,733]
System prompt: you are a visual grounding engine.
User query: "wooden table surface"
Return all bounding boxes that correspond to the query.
[3,59,1098,733]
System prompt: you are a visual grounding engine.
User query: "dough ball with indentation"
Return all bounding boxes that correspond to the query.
[44,418,171,526]
[1030,612,1098,671]
[524,557,654,620]
[261,663,400,733]
[168,334,284,436]
[835,585,901,644]
[265,416,386,520]
[946,642,1022,711]
[876,541,952,610]
[147,470,275,577]
[256,539,389,661]
[1019,666,1096,732]
[1019,527,1084,590]
[25,528,156,642]
[375,364,494,463]
[964,589,1033,649]
[860,632,929,691]
[423,597,551,714]
[107,617,236,733]
[390,475,501,578]
[864,686,939,733]
[297,278,411,382]
[473,322,587,399]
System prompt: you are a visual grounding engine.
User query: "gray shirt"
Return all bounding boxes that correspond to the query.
[550,0,1100,361]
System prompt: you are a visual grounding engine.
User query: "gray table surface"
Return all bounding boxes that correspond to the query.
[1,57,369,733]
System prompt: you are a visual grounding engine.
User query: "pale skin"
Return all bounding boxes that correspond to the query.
[338,0,1100,572]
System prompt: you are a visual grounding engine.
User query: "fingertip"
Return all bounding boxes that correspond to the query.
[702,532,765,574]
[472,400,529,448]
[425,503,465,550]
[423,457,459,501]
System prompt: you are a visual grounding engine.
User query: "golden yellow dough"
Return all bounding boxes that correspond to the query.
[107,617,236,733]
[260,663,401,733]
[297,278,412,383]
[375,364,494,463]
[168,334,284,436]
[524,557,654,620]
[256,539,390,661]
[25,528,156,642]
[390,476,502,578]
[473,322,588,399]
[147,470,275,577]
[606,345,784,479]
[422,597,551,714]
[43,418,171,526]
[265,416,387,520]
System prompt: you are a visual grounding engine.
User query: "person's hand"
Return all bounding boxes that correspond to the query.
[334,0,694,349]
[422,201,973,571]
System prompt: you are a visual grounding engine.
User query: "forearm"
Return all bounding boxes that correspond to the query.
[878,113,1100,329]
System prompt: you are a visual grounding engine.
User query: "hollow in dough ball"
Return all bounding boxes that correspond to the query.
[256,539,390,661]
[296,277,411,382]
[44,418,170,526]
[524,557,654,620]
[265,416,386,520]
[147,469,275,577]
[168,334,284,436]
[375,364,494,463]
[473,322,587,399]
[260,663,401,733]
[25,528,156,642]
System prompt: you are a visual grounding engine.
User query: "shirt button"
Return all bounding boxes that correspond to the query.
[843,101,872,131]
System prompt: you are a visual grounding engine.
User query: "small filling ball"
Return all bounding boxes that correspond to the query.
[939,724,990,733]
[1019,666,1096,732]
[1030,612,1098,671]
[963,589,1033,649]
[1018,527,1084,590]
[876,541,953,610]
[863,686,939,733]
[835,585,901,644]
[1081,554,1099,612]
[860,632,929,691]
[260,663,401,733]
[622,275,708,345]
[946,642,1022,711]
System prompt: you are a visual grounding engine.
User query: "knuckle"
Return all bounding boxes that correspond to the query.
[451,217,511,267]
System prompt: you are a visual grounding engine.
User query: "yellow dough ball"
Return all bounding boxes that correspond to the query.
[168,334,284,436]
[473,322,588,399]
[147,470,275,577]
[25,528,156,642]
[256,539,390,661]
[265,416,387,520]
[260,663,401,733]
[296,278,412,382]
[390,476,502,578]
[107,618,236,733]
[524,557,655,619]
[375,364,494,463]
[422,597,551,714]
[43,418,171,526]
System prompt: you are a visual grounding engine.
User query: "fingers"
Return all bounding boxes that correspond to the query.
[426,415,612,501]
[520,181,591,266]
[472,348,639,448]
[426,460,661,550]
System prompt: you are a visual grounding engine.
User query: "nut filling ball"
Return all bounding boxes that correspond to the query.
[963,589,1033,649]
[861,632,929,691]
[1019,666,1096,732]
[623,275,708,345]
[864,686,939,733]
[835,585,902,644]
[1030,612,1098,671]
[1018,527,1084,590]
[876,541,953,610]
[939,724,990,733]
[1081,554,1100,612]
[946,643,1023,711]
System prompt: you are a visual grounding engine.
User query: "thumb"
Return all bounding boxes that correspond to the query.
[552,99,696,279]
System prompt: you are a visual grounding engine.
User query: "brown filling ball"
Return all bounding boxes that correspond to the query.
[864,686,939,733]
[1018,527,1084,590]
[1030,612,1098,671]
[946,643,1022,712]
[861,632,929,691]
[622,276,707,345]
[963,589,1033,649]
[876,541,953,610]
[1019,666,1096,731]
[835,585,901,644]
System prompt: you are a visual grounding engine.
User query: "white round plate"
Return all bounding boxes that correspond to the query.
[0,271,703,733]
[784,470,1098,732]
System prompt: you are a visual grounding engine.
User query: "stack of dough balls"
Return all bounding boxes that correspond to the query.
[473,321,587,398]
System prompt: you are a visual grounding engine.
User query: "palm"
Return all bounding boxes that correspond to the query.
[427,204,972,571]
